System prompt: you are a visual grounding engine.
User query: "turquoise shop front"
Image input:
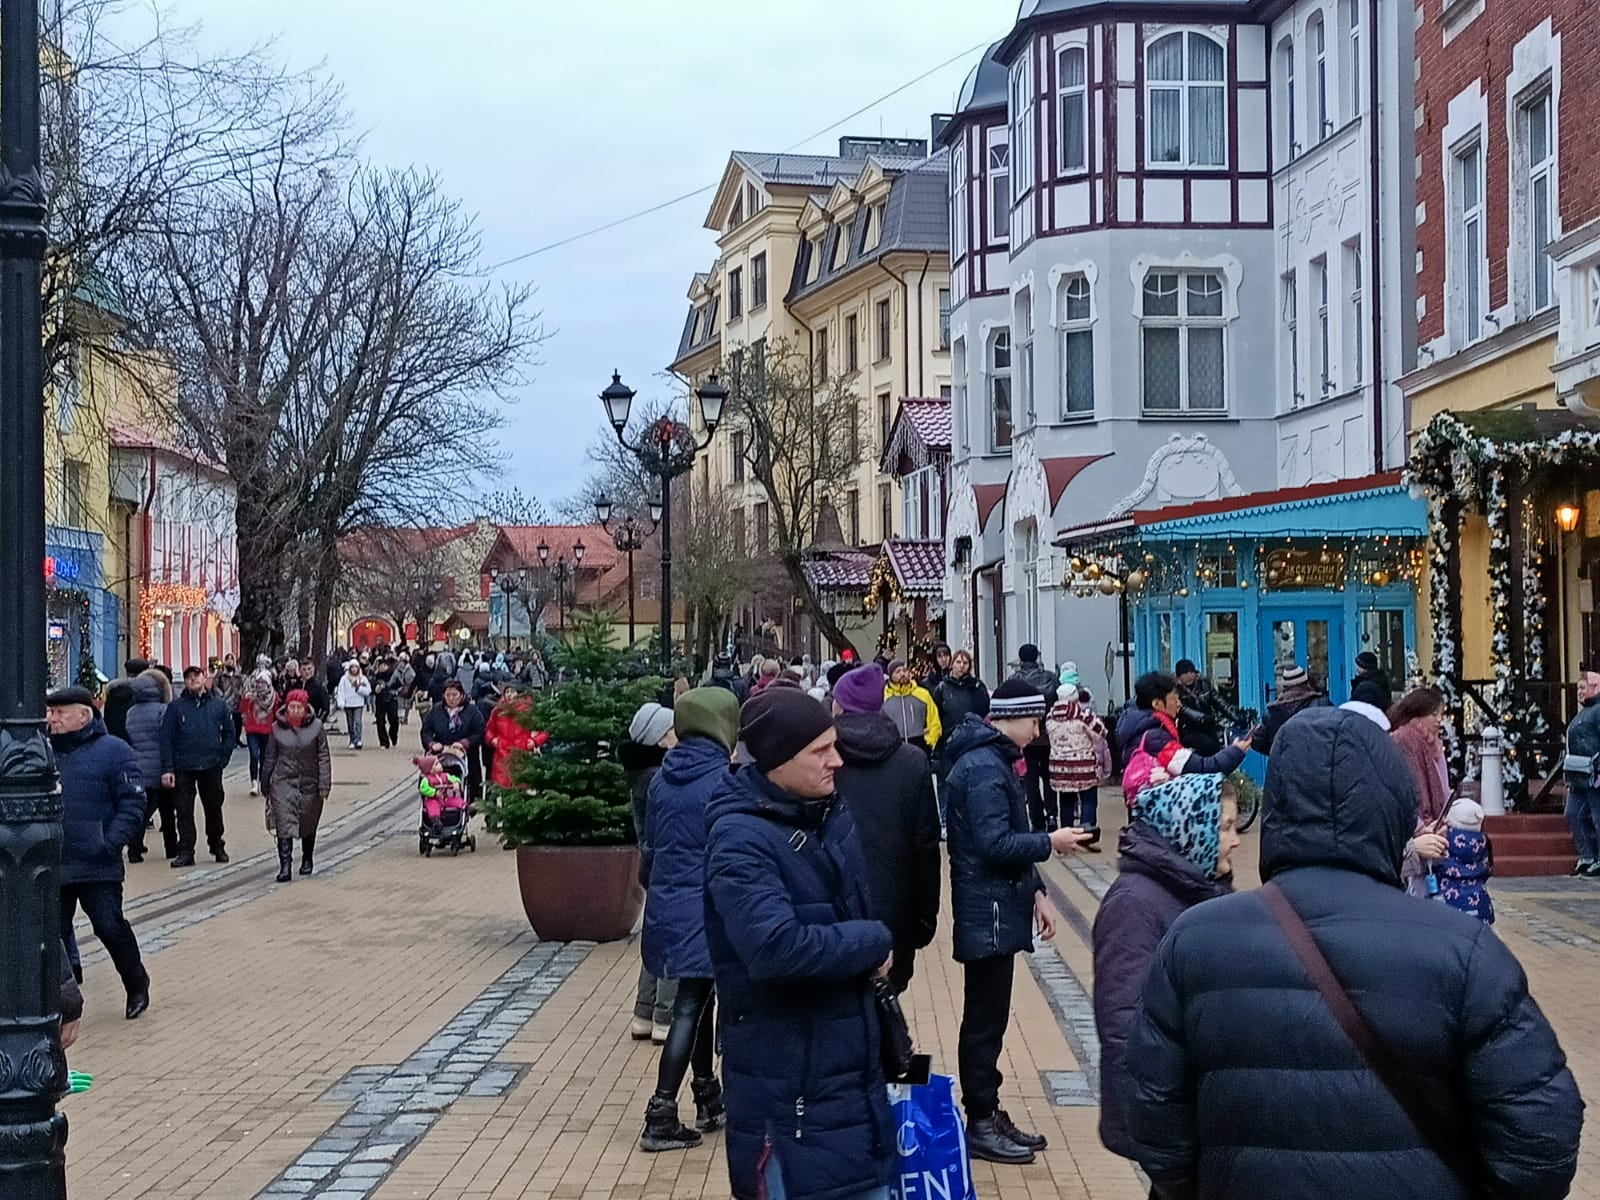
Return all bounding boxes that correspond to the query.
[1058,475,1428,725]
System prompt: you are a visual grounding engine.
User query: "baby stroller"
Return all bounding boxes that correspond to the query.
[416,750,478,857]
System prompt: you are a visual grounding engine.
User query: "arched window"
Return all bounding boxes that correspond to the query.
[1146,31,1227,167]
[1058,46,1088,173]
[1308,13,1328,142]
[988,329,1013,451]
[987,137,1010,243]
[1010,56,1035,201]
[1277,36,1297,158]
[951,144,968,259]
[1059,275,1094,417]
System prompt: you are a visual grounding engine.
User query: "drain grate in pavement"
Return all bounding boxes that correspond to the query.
[255,940,589,1199]
[1025,937,1101,1104]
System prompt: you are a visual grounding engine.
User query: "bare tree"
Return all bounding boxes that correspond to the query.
[337,526,456,638]
[557,394,682,523]
[675,479,762,665]
[722,338,861,652]
[476,487,549,526]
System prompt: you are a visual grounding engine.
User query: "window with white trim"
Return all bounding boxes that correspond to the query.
[988,329,1013,450]
[1018,522,1040,647]
[953,337,969,454]
[1309,13,1329,143]
[1141,271,1226,413]
[902,466,945,540]
[1146,31,1227,168]
[1282,271,1301,407]
[1520,89,1556,313]
[845,312,859,372]
[988,139,1010,242]
[1343,239,1364,387]
[1312,255,1331,395]
[831,224,849,271]
[1450,137,1486,344]
[1344,0,1362,122]
[1059,274,1094,417]
[1011,56,1035,201]
[1058,46,1088,173]
[938,288,952,350]
[1015,289,1035,429]
[1589,266,1600,330]
[951,144,968,259]
[1276,37,1297,158]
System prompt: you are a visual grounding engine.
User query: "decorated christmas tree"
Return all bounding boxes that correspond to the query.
[483,611,661,848]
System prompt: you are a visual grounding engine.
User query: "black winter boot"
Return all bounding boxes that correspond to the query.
[994,1108,1047,1150]
[275,838,294,883]
[300,833,316,876]
[966,1116,1034,1164]
[691,1076,725,1132]
[639,1096,702,1152]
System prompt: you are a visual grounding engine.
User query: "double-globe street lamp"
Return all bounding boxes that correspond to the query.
[0,1,68,1194]
[599,371,726,675]
[489,565,528,650]
[536,539,584,634]
[593,495,662,648]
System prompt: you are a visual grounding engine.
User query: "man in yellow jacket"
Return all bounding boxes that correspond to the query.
[883,660,942,755]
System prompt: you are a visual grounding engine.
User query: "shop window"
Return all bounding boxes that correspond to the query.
[1359,609,1406,704]
[1157,611,1174,672]
[1205,610,1240,709]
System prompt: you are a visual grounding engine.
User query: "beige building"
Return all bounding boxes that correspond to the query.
[669,136,952,654]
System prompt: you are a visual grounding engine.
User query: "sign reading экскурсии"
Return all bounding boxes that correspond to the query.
[1263,548,1346,590]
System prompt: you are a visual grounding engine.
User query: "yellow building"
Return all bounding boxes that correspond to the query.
[669,136,952,656]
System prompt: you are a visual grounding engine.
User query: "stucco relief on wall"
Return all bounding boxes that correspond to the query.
[1107,433,1243,516]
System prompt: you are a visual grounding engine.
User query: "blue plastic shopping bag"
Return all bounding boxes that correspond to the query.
[888,1074,976,1200]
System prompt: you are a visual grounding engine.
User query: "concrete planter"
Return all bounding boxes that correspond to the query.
[515,844,643,943]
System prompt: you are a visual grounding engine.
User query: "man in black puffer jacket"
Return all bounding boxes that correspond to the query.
[1126,707,1582,1200]
[831,664,941,994]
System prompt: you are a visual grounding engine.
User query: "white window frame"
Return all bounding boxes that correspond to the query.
[1139,269,1228,414]
[987,138,1010,243]
[1282,270,1301,408]
[1312,255,1331,395]
[953,336,970,455]
[1011,55,1035,202]
[1343,240,1364,387]
[1057,45,1088,175]
[1309,13,1329,143]
[1015,288,1035,429]
[1520,87,1557,314]
[845,311,860,372]
[938,288,952,351]
[1058,274,1094,418]
[1018,522,1040,647]
[1449,136,1487,345]
[988,328,1013,451]
[951,144,968,259]
[1344,0,1362,122]
[1277,36,1297,159]
[1145,30,1228,169]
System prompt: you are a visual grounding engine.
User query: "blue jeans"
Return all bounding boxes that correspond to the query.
[246,732,269,782]
[1566,784,1600,863]
[345,706,364,747]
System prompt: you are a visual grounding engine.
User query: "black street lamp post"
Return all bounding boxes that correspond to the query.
[537,542,581,635]
[0,1,69,1195]
[489,565,527,650]
[600,371,726,675]
[594,495,662,648]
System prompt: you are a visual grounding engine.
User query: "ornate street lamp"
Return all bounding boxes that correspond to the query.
[0,1,68,1193]
[596,497,660,647]
[599,371,726,673]
[547,554,575,633]
[490,565,528,649]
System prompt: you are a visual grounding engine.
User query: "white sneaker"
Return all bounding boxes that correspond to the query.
[249,781,259,795]
[651,1022,670,1044]
[629,1016,653,1041]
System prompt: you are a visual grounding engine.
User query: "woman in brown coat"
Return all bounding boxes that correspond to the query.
[261,688,332,883]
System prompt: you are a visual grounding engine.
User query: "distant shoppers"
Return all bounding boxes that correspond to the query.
[159,666,235,867]
[922,642,953,690]
[1006,644,1059,832]
[102,657,150,743]
[832,664,941,992]
[1092,774,1237,1164]
[931,649,989,779]
[882,659,941,755]
[1120,671,1250,784]
[1349,650,1394,710]
[1173,658,1232,757]
[336,660,372,749]
[1045,673,1110,839]
[638,689,739,1152]
[421,680,487,800]
[261,689,332,882]
[943,680,1091,1164]
[240,672,278,796]
[1253,664,1330,756]
[213,656,245,747]
[703,686,894,1200]
[484,687,539,791]
[122,668,176,862]
[48,686,151,1020]
[1563,669,1600,877]
[371,655,401,748]
[298,660,331,724]
[623,702,678,1042]
[1125,708,1582,1200]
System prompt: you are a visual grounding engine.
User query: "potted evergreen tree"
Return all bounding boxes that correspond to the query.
[483,612,662,942]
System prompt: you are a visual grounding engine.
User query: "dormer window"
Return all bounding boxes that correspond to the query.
[832,225,849,271]
[863,203,884,252]
[1146,31,1227,168]
[1058,46,1088,173]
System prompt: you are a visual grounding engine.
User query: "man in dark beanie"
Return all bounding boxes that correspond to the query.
[1006,644,1059,831]
[703,685,895,1200]
[944,677,1090,1164]
[831,664,941,993]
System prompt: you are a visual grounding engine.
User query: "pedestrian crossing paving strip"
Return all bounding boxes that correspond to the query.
[254,940,591,1199]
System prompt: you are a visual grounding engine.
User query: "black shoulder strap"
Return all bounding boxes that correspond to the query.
[1260,882,1491,1199]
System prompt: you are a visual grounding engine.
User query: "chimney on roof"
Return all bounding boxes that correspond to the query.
[930,113,954,147]
[837,135,929,160]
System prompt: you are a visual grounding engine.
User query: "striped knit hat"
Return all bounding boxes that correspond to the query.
[1277,665,1309,688]
[990,677,1047,720]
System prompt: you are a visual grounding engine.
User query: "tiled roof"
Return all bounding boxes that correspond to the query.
[884,539,945,597]
[731,151,863,190]
[672,295,720,367]
[805,550,876,594]
[341,522,480,564]
[881,398,952,475]
[788,152,950,303]
[487,525,621,575]
[110,421,227,474]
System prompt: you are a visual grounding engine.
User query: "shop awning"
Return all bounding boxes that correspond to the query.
[804,550,876,595]
[882,538,945,598]
[1133,473,1426,541]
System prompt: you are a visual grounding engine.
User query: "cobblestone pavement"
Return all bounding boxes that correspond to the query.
[62,756,1600,1198]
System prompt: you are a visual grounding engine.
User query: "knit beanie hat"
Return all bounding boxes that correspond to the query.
[826,660,854,689]
[1058,661,1080,687]
[990,677,1047,720]
[1278,665,1309,688]
[673,688,741,753]
[1446,797,1485,832]
[741,686,835,772]
[629,701,675,748]
[833,664,886,715]
[1355,651,1380,672]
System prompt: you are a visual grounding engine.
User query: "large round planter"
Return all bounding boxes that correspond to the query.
[515,845,643,943]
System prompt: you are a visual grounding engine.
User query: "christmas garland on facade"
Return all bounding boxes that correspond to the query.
[1424,494,1464,766]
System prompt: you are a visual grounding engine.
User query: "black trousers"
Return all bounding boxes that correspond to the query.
[654,976,716,1101]
[137,786,178,857]
[61,881,147,993]
[175,767,227,855]
[958,954,1015,1121]
[375,698,400,748]
[1022,745,1051,832]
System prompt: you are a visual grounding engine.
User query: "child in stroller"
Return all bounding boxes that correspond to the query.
[414,749,478,856]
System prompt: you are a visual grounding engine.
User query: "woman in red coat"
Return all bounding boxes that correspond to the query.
[483,689,545,789]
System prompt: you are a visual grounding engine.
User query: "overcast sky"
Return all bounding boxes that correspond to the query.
[168,0,1010,510]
